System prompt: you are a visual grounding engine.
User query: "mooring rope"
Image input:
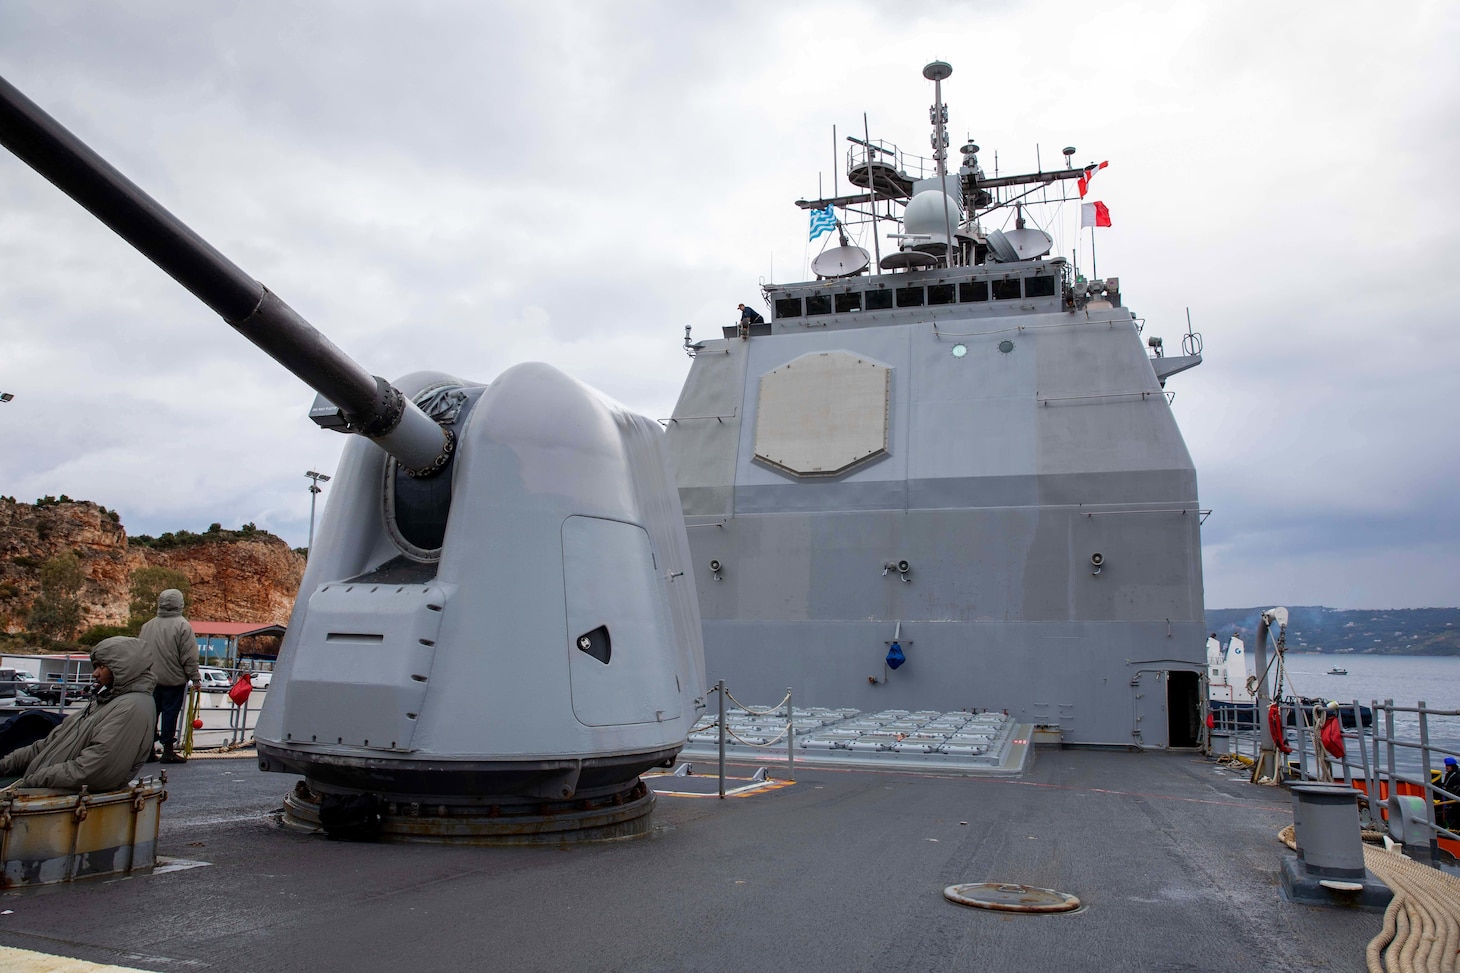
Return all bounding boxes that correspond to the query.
[721,723,791,749]
[181,686,201,756]
[1279,824,1460,972]
[722,689,791,717]
[1313,705,1335,783]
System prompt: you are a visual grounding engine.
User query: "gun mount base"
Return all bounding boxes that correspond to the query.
[279,777,657,844]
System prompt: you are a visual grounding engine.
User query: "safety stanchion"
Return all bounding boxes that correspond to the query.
[717,680,726,799]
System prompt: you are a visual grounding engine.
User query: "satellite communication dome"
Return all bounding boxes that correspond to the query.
[902,190,963,247]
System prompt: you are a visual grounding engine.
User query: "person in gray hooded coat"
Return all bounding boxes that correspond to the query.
[0,637,156,792]
[139,587,199,763]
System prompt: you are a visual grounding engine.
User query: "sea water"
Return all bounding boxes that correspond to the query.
[1282,653,1460,713]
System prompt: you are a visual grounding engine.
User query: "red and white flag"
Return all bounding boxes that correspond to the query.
[1080,201,1111,228]
[1077,160,1108,198]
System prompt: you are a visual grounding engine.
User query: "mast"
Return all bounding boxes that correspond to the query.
[863,113,881,274]
[923,61,954,268]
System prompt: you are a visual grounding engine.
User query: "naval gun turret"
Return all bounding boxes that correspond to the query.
[0,75,706,840]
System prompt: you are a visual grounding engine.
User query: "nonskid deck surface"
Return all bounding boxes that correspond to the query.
[683,707,1032,774]
[0,753,1380,973]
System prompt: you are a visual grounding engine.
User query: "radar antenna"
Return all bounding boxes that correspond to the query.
[812,245,871,278]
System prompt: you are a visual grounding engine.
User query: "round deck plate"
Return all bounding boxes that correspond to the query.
[944,883,1082,913]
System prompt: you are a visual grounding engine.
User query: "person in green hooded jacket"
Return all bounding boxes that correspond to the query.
[0,636,156,792]
[139,588,199,764]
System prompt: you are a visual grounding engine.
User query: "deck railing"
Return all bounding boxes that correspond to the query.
[1363,700,1460,862]
[1211,698,1460,865]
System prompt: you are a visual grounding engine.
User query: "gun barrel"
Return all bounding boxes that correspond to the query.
[0,73,449,473]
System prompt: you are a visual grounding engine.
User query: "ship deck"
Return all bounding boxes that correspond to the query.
[0,750,1381,973]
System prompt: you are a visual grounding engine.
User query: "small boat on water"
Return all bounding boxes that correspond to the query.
[1327,665,1349,675]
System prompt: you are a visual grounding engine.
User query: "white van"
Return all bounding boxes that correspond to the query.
[196,667,233,690]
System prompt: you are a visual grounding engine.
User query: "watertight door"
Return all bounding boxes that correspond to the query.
[1131,669,1168,749]
[1166,670,1202,747]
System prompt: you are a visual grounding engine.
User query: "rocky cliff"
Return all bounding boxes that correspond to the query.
[0,497,304,635]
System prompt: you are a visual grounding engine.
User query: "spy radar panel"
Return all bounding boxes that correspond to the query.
[753,351,890,477]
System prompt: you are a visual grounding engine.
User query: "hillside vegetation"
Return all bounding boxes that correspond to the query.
[1205,606,1460,656]
[0,496,303,653]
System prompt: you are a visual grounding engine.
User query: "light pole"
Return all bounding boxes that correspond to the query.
[305,470,331,552]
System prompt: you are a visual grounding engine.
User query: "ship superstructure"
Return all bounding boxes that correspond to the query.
[667,62,1207,747]
[1208,635,1254,707]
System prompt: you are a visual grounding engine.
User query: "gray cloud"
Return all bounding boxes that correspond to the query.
[1,1,1457,609]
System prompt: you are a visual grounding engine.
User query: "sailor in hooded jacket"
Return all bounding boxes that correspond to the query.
[140,587,199,763]
[0,636,157,792]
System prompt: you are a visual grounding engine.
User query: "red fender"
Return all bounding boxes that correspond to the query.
[1268,704,1292,755]
[1320,716,1345,760]
[227,672,254,706]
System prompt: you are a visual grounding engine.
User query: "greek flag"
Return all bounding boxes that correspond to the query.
[808,204,836,241]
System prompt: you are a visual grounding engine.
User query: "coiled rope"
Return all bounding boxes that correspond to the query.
[1279,825,1460,972]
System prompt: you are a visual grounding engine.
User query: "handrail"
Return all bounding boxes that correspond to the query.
[1210,696,1460,863]
[1337,698,1460,859]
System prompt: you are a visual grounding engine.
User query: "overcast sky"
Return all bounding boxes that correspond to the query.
[1,2,1457,610]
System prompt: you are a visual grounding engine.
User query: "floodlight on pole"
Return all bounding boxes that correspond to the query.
[0,392,13,402]
[305,470,331,551]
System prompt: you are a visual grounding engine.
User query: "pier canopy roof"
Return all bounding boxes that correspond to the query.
[190,621,287,662]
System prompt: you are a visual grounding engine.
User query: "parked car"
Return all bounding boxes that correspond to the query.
[0,668,44,707]
[196,667,234,690]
